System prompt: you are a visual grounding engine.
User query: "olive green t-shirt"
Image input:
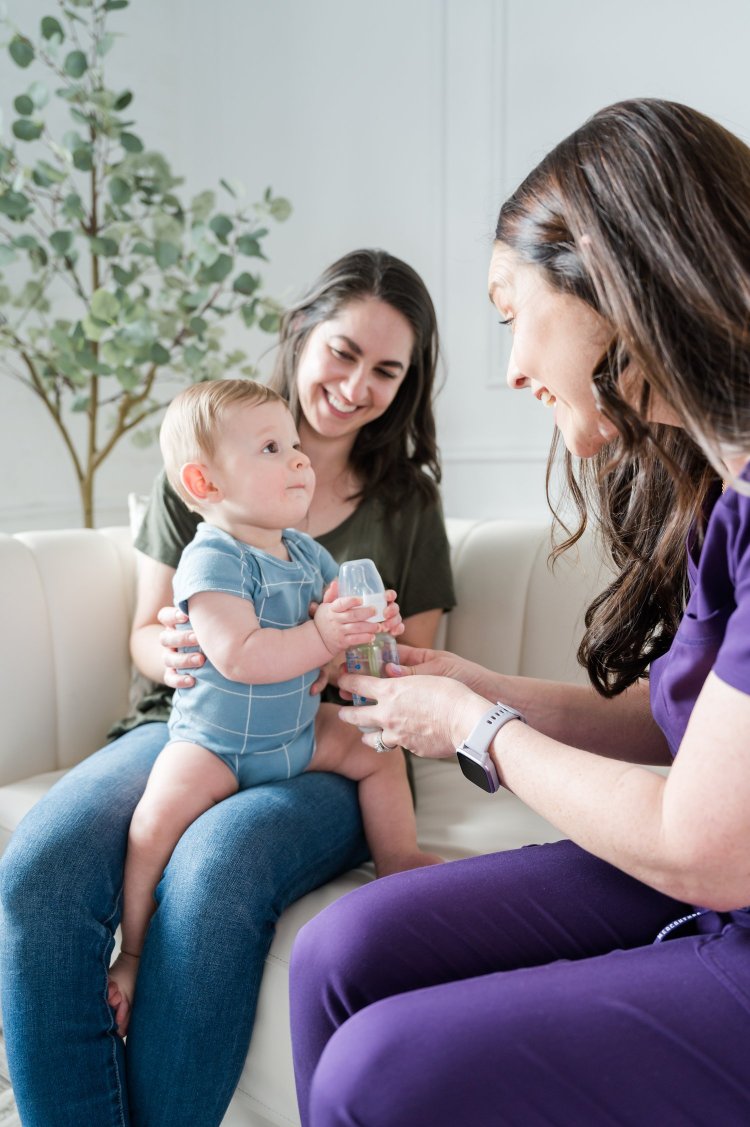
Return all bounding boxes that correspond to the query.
[110,469,456,735]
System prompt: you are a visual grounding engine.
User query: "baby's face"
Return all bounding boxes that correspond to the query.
[210,399,315,535]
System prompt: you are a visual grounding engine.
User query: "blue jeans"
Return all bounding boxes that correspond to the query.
[0,722,367,1126]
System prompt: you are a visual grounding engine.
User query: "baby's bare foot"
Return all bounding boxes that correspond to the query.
[108,951,140,1038]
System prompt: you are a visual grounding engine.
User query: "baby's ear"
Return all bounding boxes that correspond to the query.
[180,462,221,505]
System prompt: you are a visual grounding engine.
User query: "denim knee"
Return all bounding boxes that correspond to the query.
[0,832,42,926]
[0,812,106,932]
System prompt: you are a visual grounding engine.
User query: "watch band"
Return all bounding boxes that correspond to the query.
[456,702,526,793]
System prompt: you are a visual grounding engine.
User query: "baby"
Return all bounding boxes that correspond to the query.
[107,378,439,1034]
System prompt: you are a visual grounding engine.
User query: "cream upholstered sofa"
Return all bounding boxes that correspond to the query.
[0,517,608,1126]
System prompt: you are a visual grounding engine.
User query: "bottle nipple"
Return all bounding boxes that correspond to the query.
[338,559,387,622]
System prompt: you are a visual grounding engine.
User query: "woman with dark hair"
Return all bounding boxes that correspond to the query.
[0,249,455,1127]
[291,101,750,1125]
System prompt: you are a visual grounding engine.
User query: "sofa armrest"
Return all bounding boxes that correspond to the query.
[0,529,133,785]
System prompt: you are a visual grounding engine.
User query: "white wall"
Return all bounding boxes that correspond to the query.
[2,0,750,530]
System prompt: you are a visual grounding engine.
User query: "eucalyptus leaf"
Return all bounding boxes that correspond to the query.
[89,236,119,257]
[232,272,259,296]
[29,244,49,269]
[62,193,86,221]
[70,108,94,128]
[112,264,136,286]
[73,147,93,172]
[28,82,51,109]
[14,95,34,117]
[152,214,183,242]
[50,230,75,255]
[115,367,141,390]
[100,339,127,367]
[64,50,88,78]
[240,301,257,327]
[236,234,265,258]
[198,253,233,285]
[114,90,133,111]
[9,37,34,68]
[191,190,215,221]
[189,315,207,336]
[183,344,205,370]
[209,214,233,241]
[259,311,280,333]
[191,227,222,267]
[41,16,65,40]
[63,129,85,152]
[120,131,143,153]
[150,342,170,365]
[17,280,49,310]
[13,119,44,142]
[90,288,119,323]
[78,344,111,373]
[33,160,67,188]
[121,318,155,347]
[97,33,116,57]
[109,177,132,204]
[0,191,33,220]
[72,395,91,412]
[269,197,292,222]
[82,313,107,341]
[154,240,180,269]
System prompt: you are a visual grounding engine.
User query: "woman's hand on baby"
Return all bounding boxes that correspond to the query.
[157,604,205,689]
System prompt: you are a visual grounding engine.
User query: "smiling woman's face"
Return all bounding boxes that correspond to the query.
[488,242,619,458]
[295,296,414,445]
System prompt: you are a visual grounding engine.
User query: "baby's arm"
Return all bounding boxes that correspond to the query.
[186,589,384,684]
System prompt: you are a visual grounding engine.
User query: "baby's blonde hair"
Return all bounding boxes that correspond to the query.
[160,378,287,509]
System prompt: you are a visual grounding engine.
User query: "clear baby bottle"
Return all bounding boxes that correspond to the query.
[339,558,399,733]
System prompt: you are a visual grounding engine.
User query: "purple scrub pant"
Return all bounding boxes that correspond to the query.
[291,840,750,1126]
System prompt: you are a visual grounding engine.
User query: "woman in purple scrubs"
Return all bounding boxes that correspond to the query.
[291,99,750,1125]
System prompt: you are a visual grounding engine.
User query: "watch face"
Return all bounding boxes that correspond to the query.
[457,752,499,793]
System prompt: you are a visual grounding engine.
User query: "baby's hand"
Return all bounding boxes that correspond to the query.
[314,596,383,656]
[381,590,404,637]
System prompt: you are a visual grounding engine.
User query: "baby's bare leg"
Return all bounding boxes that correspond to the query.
[108,742,238,1036]
[309,704,442,878]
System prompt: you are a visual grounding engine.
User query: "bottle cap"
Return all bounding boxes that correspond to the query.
[339,558,387,622]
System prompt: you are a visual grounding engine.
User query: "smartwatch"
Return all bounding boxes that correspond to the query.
[456,702,526,793]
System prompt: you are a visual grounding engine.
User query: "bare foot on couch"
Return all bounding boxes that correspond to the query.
[107,950,140,1037]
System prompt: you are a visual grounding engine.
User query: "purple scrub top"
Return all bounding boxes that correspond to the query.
[650,463,750,758]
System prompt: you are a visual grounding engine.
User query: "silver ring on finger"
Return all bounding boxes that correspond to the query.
[375,730,398,754]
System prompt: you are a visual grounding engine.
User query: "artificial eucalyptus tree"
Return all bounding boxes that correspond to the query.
[0,0,291,526]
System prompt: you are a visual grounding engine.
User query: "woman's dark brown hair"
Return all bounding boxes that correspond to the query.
[495,99,750,696]
[268,248,442,507]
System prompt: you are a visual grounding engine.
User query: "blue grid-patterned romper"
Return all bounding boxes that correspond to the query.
[167,522,339,787]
